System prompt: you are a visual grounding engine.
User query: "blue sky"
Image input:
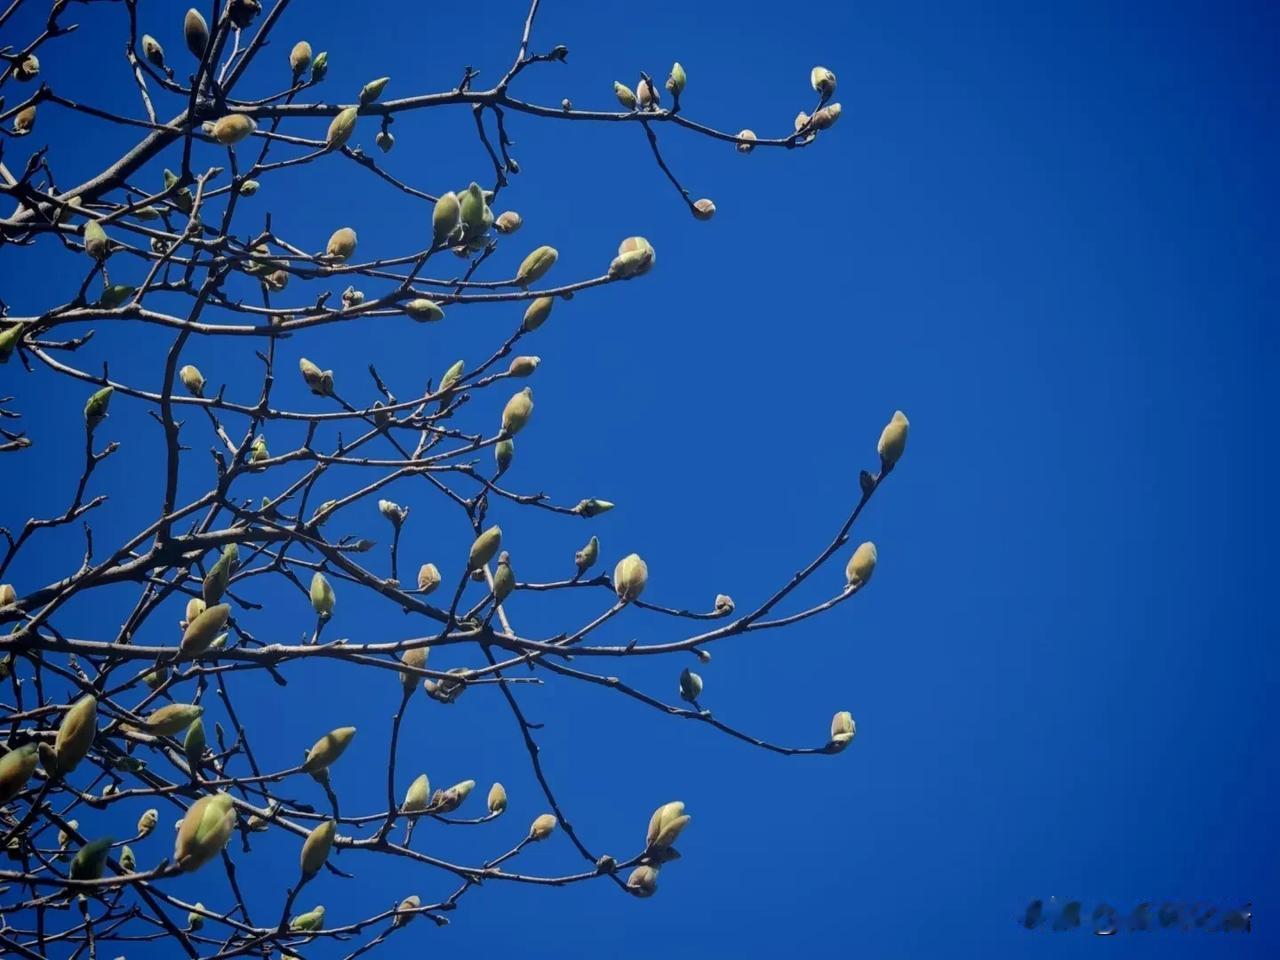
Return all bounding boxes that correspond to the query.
[2,0,1277,957]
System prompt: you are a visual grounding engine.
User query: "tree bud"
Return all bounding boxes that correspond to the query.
[679,667,703,703]
[310,572,335,617]
[516,246,558,286]
[736,129,757,154]
[829,710,856,751]
[179,364,205,396]
[83,220,110,260]
[290,40,312,76]
[433,192,461,246]
[495,438,514,473]
[666,62,686,95]
[507,355,540,377]
[574,499,614,518]
[468,526,502,571]
[13,105,35,133]
[375,129,395,152]
[300,820,336,877]
[487,782,507,814]
[394,895,420,926]
[614,81,637,109]
[120,845,136,872]
[70,837,114,880]
[303,727,355,773]
[184,8,209,59]
[692,198,716,220]
[175,793,235,872]
[138,808,159,837]
[501,387,534,437]
[378,499,408,527]
[575,535,599,573]
[326,106,358,151]
[311,51,329,80]
[493,552,515,603]
[326,226,357,262]
[212,114,256,145]
[845,541,877,585]
[627,864,659,897]
[53,694,98,775]
[877,410,909,469]
[184,717,207,765]
[143,703,204,736]
[405,298,445,322]
[614,553,648,601]
[522,296,554,331]
[0,744,38,803]
[811,102,841,130]
[495,210,522,234]
[811,66,837,97]
[433,779,475,813]
[181,602,230,656]
[142,34,165,68]
[714,594,735,615]
[646,801,691,849]
[250,435,269,463]
[84,386,113,431]
[417,563,441,593]
[403,773,431,812]
[528,813,558,840]
[298,357,334,396]
[359,76,390,106]
[636,77,659,110]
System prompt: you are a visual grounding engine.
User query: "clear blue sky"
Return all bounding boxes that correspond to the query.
[2,0,1277,957]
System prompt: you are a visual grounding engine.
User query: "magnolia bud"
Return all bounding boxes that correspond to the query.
[416,563,441,593]
[614,81,637,109]
[70,837,114,880]
[468,526,502,571]
[608,236,655,278]
[736,129,757,154]
[666,62,686,96]
[574,498,614,518]
[202,544,236,604]
[311,51,329,80]
[829,710,856,751]
[646,801,691,849]
[142,34,166,68]
[0,744,38,803]
[120,844,136,872]
[181,603,229,657]
[530,813,558,840]
[143,703,203,736]
[575,535,599,573]
[84,386,113,431]
[375,129,395,152]
[636,77,659,110]
[299,357,334,396]
[679,667,702,703]
[378,499,408,528]
[184,8,209,59]
[341,285,365,307]
[845,541,877,586]
[492,552,515,603]
[143,666,168,689]
[10,54,35,81]
[290,904,326,932]
[692,198,716,220]
[326,227,357,262]
[138,807,159,837]
[495,438,514,473]
[300,820,336,877]
[179,364,205,396]
[877,410,909,469]
[627,864,659,897]
[438,359,465,395]
[359,76,390,106]
[83,220,110,260]
[516,246,558,286]
[433,192,461,246]
[310,572,335,617]
[405,298,445,322]
[507,355,540,377]
[212,114,256,145]
[811,102,842,130]
[98,284,135,309]
[0,325,23,363]
[58,821,77,850]
[184,717,207,765]
[522,296,554,331]
[394,895,421,926]
[174,793,235,872]
[795,111,812,136]
[290,40,312,76]
[398,644,428,691]
[714,594,735,615]
[811,65,837,96]
[402,773,431,812]
[249,435,269,463]
[487,782,508,814]
[13,105,35,133]
[303,727,355,773]
[53,694,98,775]
[326,106,358,151]
[433,779,475,813]
[495,211,522,234]
[459,182,490,240]
[501,387,534,437]
[187,904,206,931]
[613,553,648,601]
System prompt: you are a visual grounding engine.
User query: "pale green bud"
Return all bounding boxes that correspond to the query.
[432,779,475,813]
[468,526,502,571]
[507,355,540,377]
[829,710,855,751]
[142,703,204,736]
[0,744,38,803]
[179,364,205,396]
[291,905,326,931]
[493,552,515,603]
[325,227,357,262]
[303,727,355,773]
[646,801,691,849]
[575,535,599,573]
[501,387,533,437]
[399,645,427,690]
[97,284,135,309]
[311,51,329,80]
[212,114,256,145]
[877,410,909,469]
[403,773,431,812]
[137,808,159,837]
[83,220,110,260]
[495,438,514,473]
[141,34,165,69]
[736,129,757,153]
[310,572,335,617]
[69,837,113,880]
[184,8,209,59]
[810,65,837,97]
[416,563,441,593]
[184,717,207,764]
[250,435,269,463]
[290,41,312,76]
[516,246,558,286]
[666,62,686,96]
[360,76,390,105]
[614,81,637,109]
[181,603,229,657]
[174,793,235,872]
[613,553,648,601]
[439,358,465,393]
[608,236,655,278]
[188,904,205,930]
[203,548,234,604]
[326,107,358,151]
[299,357,334,395]
[433,192,461,246]
[845,541,877,585]
[627,864,659,897]
[120,844,136,872]
[405,298,445,322]
[487,782,507,814]
[529,813,557,840]
[53,694,98,775]
[375,129,394,152]
[692,198,716,220]
[495,210,522,234]
[378,499,408,529]
[300,821,336,877]
[0,324,23,363]
[679,667,702,703]
[574,499,614,518]
[84,386,113,431]
[522,296,554,331]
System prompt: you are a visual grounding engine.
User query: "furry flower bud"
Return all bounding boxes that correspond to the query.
[495,438,514,473]
[184,9,209,59]
[433,192,461,246]
[326,227,357,262]
[829,710,856,751]
[290,41,312,76]
[299,357,334,395]
[83,220,110,260]
[212,114,256,145]
[627,865,659,897]
[636,77,659,110]
[468,526,502,570]
[495,211,522,234]
[137,808,158,837]
[416,563,441,593]
[300,820,336,877]
[877,410,909,469]
[614,81,637,109]
[501,387,534,437]
[84,386,113,431]
[845,541,877,585]
[522,296,554,331]
[142,34,165,68]
[646,801,691,849]
[666,62,686,96]
[326,106,358,151]
[70,837,113,880]
[174,793,235,872]
[574,499,615,518]
[516,246,558,286]
[575,535,599,573]
[679,667,703,703]
[810,66,837,97]
[310,572,335,617]
[692,198,716,220]
[0,744,38,803]
[53,694,98,775]
[492,552,515,603]
[736,129,757,154]
[613,553,648,601]
[378,499,408,528]
[487,782,508,814]
[359,76,390,106]
[402,773,431,812]
[142,703,203,736]
[530,813,558,840]
[179,364,205,396]
[811,102,842,130]
[181,603,229,657]
[507,355,540,377]
[303,727,355,774]
[405,298,445,322]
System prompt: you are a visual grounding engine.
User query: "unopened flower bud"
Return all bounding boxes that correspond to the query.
[184,9,209,59]
[495,211,522,234]
[811,102,842,130]
[69,837,113,880]
[310,572,335,617]
[627,865,659,897]
[529,813,558,840]
[433,192,461,246]
[341,285,364,307]
[575,535,599,573]
[487,782,507,814]
[303,727,355,774]
[179,364,205,396]
[326,106,358,151]
[15,55,39,81]
[613,553,648,601]
[13,105,35,133]
[646,800,691,849]
[666,62,686,95]
[679,667,702,703]
[181,603,229,657]
[468,526,502,570]
[83,220,110,260]
[507,355,540,377]
[501,387,534,436]
[290,905,325,932]
[359,76,390,106]
[692,198,716,220]
[877,410,909,469]
[142,34,165,68]
[187,904,205,931]
[829,710,855,751]
[495,438,514,473]
[326,227,357,262]
[0,744,38,803]
[714,594,735,615]
[399,645,427,690]
[299,820,336,877]
[299,357,334,395]
[522,296,554,331]
[736,129,757,154]
[290,40,312,76]
[375,129,394,152]
[516,246,558,286]
[810,66,837,97]
[212,114,256,145]
[378,499,408,528]
[311,51,329,80]
[574,498,615,518]
[137,807,159,837]
[492,552,515,603]
[845,541,877,586]
[636,77,659,110]
[417,563,441,593]
[613,81,637,110]
[174,793,235,872]
[402,773,431,812]
[84,386,113,431]
[119,844,136,872]
[405,298,445,322]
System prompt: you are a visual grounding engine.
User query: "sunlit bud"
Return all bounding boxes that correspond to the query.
[845,541,877,586]
[174,793,235,872]
[140,703,203,737]
[495,438,514,473]
[500,387,534,438]
[119,845,136,872]
[300,821,336,877]
[795,111,812,133]
[811,102,842,130]
[573,499,614,518]
[187,905,205,931]
[636,77,659,110]
[403,773,431,812]
[372,130,394,154]
[142,34,166,68]
[522,296,554,331]
[679,667,703,703]
[877,410,909,469]
[714,594,735,615]
[184,9,209,59]
[692,198,716,220]
[9,52,33,81]
[493,552,515,603]
[13,105,35,133]
[530,813,558,840]
[296,357,332,396]
[829,710,856,751]
[575,535,599,573]
[394,895,421,926]
[310,572,335,617]
[666,62,686,95]
[0,325,23,363]
[184,717,207,764]
[359,76,390,105]
[468,526,502,570]
[83,220,110,260]
[340,285,365,308]
[84,386,113,431]
[627,865,659,897]
[735,129,757,154]
[405,298,445,322]
[263,269,290,291]
[417,563,442,593]
[303,727,355,777]
[459,182,489,239]
[562,98,573,110]
[289,40,312,76]
[290,905,326,932]
[487,782,508,814]
[646,801,691,849]
[97,284,135,309]
[137,808,159,837]
[0,744,38,803]
[212,114,256,145]
[311,51,329,80]
[53,694,98,775]
[614,553,648,601]
[495,210,522,234]
[378,499,408,528]
[250,434,269,463]
[516,245,558,286]
[608,236,655,278]
[182,603,229,657]
[614,81,637,109]
[58,821,78,849]
[433,191,461,246]
[434,779,475,813]
[326,227,357,262]
[326,106,358,151]
[203,546,235,603]
[142,665,168,689]
[178,364,205,396]
[595,853,618,873]
[507,355,540,377]
[132,204,162,221]
[398,644,427,691]
[70,837,113,880]
[810,65,837,96]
